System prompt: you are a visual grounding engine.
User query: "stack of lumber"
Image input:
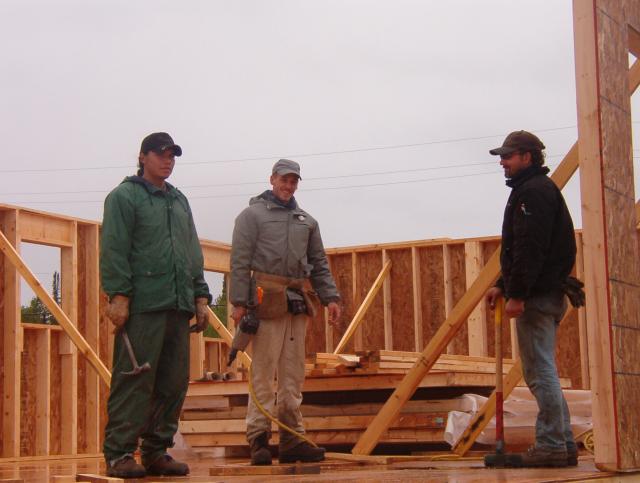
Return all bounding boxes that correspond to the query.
[303,351,516,377]
[180,351,572,453]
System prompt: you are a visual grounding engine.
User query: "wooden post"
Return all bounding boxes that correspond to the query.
[574,2,640,470]
[34,328,51,455]
[351,253,363,351]
[79,224,100,453]
[464,241,487,356]
[334,260,391,355]
[442,244,455,355]
[411,247,423,352]
[382,250,393,350]
[189,330,205,380]
[60,222,78,455]
[575,232,589,390]
[325,258,334,352]
[1,209,21,457]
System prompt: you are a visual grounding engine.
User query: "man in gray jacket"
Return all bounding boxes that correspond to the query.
[230,159,341,465]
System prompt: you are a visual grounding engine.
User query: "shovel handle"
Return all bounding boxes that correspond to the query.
[494,297,504,449]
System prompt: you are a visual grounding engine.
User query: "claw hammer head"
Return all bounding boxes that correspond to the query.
[120,329,151,376]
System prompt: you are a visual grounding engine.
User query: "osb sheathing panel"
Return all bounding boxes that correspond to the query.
[418,246,445,346]
[20,330,38,456]
[328,254,354,352]
[447,244,468,355]
[613,325,640,374]
[597,11,631,115]
[614,372,640,468]
[556,308,583,389]
[388,249,414,352]
[50,332,62,455]
[604,189,640,285]
[610,280,640,329]
[356,251,384,351]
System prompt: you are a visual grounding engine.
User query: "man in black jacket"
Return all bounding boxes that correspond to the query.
[485,131,578,468]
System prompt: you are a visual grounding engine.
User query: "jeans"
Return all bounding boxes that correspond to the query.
[516,292,576,452]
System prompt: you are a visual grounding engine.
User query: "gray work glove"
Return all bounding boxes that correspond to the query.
[106,295,129,329]
[192,297,210,333]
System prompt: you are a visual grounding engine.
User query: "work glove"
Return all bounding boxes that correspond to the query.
[192,297,210,333]
[106,295,129,329]
[561,276,586,308]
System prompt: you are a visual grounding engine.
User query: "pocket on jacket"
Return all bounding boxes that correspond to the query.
[256,286,288,319]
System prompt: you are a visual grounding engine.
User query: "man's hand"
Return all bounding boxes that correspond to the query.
[106,295,129,330]
[192,297,210,333]
[485,286,503,309]
[327,302,341,328]
[505,298,525,318]
[231,306,247,325]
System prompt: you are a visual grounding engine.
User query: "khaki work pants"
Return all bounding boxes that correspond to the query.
[246,312,308,451]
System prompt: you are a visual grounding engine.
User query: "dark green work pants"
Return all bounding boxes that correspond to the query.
[103,310,191,466]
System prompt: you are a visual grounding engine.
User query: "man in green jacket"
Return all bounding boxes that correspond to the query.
[100,132,211,479]
[231,159,341,465]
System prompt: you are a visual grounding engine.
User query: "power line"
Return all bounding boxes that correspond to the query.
[2,166,537,205]
[0,125,577,174]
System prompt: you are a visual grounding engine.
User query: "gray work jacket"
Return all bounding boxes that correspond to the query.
[230,194,340,307]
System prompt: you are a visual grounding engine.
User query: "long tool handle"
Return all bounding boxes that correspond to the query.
[495,297,504,453]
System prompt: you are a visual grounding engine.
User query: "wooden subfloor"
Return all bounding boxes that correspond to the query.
[0,454,638,482]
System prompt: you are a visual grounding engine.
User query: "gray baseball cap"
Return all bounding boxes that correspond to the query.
[272,158,301,179]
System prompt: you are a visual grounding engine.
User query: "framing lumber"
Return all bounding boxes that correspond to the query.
[334,259,391,354]
[382,250,393,350]
[411,247,423,351]
[464,241,487,356]
[351,253,363,351]
[350,111,580,457]
[34,328,50,455]
[1,210,21,457]
[0,229,111,386]
[205,306,252,369]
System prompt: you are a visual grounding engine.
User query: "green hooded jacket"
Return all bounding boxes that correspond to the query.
[100,176,211,315]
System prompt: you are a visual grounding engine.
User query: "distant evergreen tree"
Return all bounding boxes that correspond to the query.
[205,277,228,338]
[20,270,60,324]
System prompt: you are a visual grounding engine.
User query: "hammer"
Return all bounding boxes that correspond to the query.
[120,329,151,376]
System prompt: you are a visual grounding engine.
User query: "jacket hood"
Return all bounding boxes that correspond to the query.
[506,165,550,189]
[249,190,298,210]
[122,175,176,194]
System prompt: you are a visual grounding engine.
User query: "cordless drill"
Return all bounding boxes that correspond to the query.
[227,277,263,366]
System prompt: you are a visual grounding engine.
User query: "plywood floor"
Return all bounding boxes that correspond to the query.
[0,454,638,482]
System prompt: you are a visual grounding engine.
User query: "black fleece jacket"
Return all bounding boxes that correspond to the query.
[497,165,576,299]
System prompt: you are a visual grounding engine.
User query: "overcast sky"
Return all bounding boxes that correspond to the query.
[2,1,639,301]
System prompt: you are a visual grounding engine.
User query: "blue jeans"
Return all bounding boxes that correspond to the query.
[516,292,576,452]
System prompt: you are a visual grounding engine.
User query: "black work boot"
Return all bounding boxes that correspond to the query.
[279,440,325,463]
[567,445,579,466]
[250,432,272,465]
[517,445,568,468]
[106,454,146,479]
[145,453,190,476]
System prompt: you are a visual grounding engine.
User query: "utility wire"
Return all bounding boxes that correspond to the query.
[0,125,577,174]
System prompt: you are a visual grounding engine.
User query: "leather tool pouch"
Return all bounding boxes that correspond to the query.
[301,290,320,318]
[255,283,288,319]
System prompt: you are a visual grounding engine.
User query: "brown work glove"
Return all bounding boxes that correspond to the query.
[192,297,210,333]
[106,295,129,330]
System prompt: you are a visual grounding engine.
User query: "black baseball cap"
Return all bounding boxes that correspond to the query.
[489,130,545,156]
[140,132,182,157]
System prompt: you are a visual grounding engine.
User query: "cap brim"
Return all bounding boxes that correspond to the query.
[156,144,182,156]
[489,146,517,156]
[274,169,301,179]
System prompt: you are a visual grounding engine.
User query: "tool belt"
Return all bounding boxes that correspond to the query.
[253,271,320,319]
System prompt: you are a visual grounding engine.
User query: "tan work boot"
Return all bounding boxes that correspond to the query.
[250,432,272,465]
[145,454,189,476]
[106,454,146,478]
[518,446,568,467]
[279,440,325,463]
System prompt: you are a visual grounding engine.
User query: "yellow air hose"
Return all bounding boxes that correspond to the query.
[247,362,319,448]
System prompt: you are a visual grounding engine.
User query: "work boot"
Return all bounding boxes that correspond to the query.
[144,453,190,476]
[278,440,325,463]
[106,454,146,479]
[517,445,568,467]
[567,445,579,466]
[250,432,272,465]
